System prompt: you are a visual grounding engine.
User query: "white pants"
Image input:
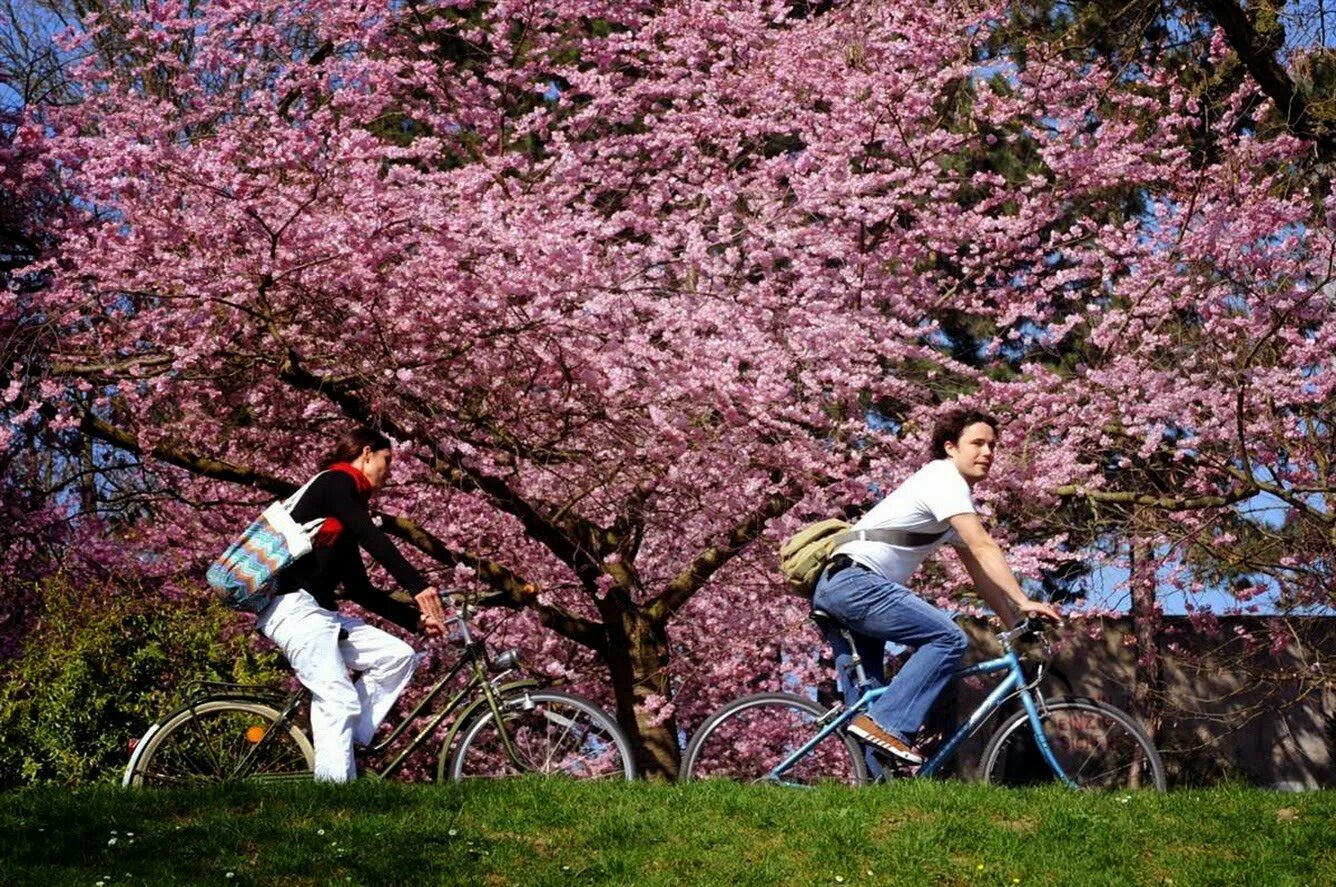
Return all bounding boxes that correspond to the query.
[256,590,417,782]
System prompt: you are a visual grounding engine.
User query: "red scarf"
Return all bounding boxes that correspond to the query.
[312,462,372,547]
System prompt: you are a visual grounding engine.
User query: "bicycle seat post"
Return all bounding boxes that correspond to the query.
[840,627,873,689]
[811,608,873,691]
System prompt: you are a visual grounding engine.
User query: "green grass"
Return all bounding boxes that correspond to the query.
[3,779,1334,886]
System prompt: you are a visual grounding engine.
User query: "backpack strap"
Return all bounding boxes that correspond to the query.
[830,527,949,548]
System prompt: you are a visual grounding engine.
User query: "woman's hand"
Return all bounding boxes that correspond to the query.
[414,586,448,628]
[419,615,446,638]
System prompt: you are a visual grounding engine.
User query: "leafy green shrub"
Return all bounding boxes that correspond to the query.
[0,574,286,788]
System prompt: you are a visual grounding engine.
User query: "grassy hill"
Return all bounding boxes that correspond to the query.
[3,779,1334,885]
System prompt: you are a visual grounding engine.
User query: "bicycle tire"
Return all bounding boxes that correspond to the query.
[126,699,315,788]
[681,692,869,786]
[980,697,1166,790]
[444,688,635,781]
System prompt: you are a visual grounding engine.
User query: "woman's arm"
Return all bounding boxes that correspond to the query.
[323,473,429,594]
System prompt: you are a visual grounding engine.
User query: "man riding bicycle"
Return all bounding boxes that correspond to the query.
[811,408,1060,765]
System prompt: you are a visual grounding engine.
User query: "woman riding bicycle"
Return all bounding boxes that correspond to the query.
[812,408,1060,766]
[254,426,448,782]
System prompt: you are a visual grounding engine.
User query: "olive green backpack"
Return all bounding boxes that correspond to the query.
[778,520,948,596]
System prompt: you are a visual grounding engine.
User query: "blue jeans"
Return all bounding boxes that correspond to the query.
[811,563,968,745]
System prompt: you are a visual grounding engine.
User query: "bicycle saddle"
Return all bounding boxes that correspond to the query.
[809,608,849,632]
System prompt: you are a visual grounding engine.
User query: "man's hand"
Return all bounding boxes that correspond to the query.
[415,585,448,628]
[1016,598,1062,623]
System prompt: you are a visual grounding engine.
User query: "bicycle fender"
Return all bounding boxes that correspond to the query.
[122,697,209,788]
[121,695,290,788]
[447,679,541,739]
[434,679,542,780]
[122,721,163,788]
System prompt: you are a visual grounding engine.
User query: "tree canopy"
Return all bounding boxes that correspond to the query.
[3,0,1334,774]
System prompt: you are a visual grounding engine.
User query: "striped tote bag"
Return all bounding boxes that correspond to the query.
[205,473,328,614]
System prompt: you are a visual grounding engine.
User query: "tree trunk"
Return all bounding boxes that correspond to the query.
[1128,536,1163,741]
[599,596,681,780]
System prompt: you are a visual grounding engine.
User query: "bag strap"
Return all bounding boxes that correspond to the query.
[281,471,330,534]
[830,527,949,548]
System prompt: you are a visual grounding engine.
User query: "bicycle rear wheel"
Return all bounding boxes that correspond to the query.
[445,689,634,781]
[980,697,1166,790]
[126,699,315,787]
[681,692,868,786]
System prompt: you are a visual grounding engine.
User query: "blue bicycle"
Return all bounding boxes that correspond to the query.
[682,614,1166,790]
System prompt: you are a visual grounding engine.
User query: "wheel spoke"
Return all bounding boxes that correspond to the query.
[449,691,632,781]
[130,701,314,788]
[983,700,1164,790]
[683,693,865,786]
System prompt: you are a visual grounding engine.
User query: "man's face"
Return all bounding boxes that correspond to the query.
[944,422,997,485]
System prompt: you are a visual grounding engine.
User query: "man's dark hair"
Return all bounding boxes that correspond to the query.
[322,426,393,468]
[929,408,1001,459]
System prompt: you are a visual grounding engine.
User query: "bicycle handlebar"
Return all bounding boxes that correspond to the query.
[998,615,1057,649]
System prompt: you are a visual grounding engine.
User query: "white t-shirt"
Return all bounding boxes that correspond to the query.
[833,459,976,585]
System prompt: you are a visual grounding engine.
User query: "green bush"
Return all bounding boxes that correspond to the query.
[0,575,286,788]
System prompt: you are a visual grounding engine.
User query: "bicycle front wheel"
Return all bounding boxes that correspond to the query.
[681,692,868,786]
[981,697,1166,790]
[126,699,315,788]
[445,689,634,781]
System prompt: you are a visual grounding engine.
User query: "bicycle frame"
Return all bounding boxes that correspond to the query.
[163,639,540,783]
[360,642,537,780]
[768,640,1077,787]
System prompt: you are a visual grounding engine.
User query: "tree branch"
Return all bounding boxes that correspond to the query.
[1195,0,1336,154]
[1053,484,1255,511]
[277,352,608,584]
[648,483,803,624]
[78,411,605,649]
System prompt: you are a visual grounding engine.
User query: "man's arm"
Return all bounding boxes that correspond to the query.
[948,513,1060,627]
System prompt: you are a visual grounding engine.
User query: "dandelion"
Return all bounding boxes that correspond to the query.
[977,864,985,871]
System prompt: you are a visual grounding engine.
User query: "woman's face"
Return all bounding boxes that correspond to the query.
[357,446,393,490]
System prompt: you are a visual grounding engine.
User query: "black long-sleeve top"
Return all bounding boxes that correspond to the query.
[278,471,427,630]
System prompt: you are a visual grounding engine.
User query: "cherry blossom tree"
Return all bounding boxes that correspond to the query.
[5,0,1334,775]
